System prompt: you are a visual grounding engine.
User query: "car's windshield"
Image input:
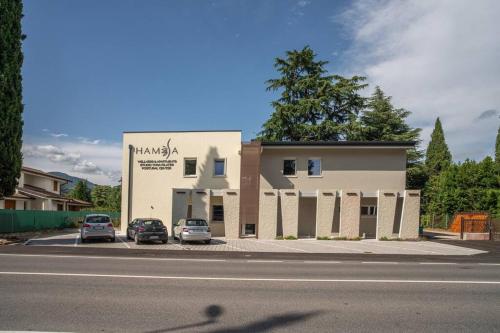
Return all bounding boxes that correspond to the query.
[143,220,163,227]
[86,216,110,223]
[185,219,208,226]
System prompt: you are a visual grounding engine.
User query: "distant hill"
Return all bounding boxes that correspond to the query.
[48,172,97,194]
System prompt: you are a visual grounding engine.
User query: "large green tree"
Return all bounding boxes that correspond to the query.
[359,86,424,189]
[69,180,91,202]
[0,0,25,198]
[259,46,366,141]
[425,117,452,176]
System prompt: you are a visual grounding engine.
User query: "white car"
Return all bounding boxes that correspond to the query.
[80,214,115,242]
[174,218,211,244]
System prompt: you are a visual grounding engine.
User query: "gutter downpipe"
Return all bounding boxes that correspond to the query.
[127,145,134,224]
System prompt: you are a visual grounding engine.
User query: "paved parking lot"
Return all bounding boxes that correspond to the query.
[23,231,485,255]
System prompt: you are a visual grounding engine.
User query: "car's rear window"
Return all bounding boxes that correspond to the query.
[86,216,110,223]
[186,219,208,226]
[143,220,164,227]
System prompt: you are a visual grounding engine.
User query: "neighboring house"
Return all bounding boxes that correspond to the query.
[0,166,92,211]
[120,130,421,240]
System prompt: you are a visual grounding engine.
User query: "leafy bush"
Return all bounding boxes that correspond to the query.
[284,235,297,240]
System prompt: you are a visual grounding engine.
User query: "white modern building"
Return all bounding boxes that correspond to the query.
[121,130,420,240]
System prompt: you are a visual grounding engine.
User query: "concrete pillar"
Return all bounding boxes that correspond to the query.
[192,189,211,222]
[171,189,190,229]
[223,189,240,239]
[280,189,299,238]
[258,190,278,240]
[399,190,421,239]
[339,190,361,238]
[376,190,398,239]
[316,190,337,238]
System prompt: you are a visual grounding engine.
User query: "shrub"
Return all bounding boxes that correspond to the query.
[284,235,297,240]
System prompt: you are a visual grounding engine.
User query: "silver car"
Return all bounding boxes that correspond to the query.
[80,214,115,242]
[174,218,211,244]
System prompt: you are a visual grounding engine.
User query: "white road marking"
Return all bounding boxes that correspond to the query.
[247,260,284,263]
[117,236,131,249]
[362,261,398,264]
[419,262,457,265]
[256,240,311,253]
[73,234,79,247]
[1,271,500,284]
[478,263,500,266]
[303,261,342,264]
[23,236,36,246]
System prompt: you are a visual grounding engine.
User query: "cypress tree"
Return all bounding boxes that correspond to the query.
[425,117,452,176]
[70,180,92,202]
[495,126,500,164]
[0,0,25,198]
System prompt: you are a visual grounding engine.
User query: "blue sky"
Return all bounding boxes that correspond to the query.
[21,0,500,184]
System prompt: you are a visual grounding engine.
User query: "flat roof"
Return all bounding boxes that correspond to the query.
[259,141,416,148]
[123,130,241,134]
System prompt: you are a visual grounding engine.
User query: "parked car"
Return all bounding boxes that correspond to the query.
[174,218,211,244]
[127,218,168,244]
[80,214,115,242]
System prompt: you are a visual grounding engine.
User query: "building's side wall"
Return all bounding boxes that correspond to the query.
[298,196,316,237]
[280,190,299,238]
[258,190,278,239]
[260,148,407,191]
[23,174,62,194]
[120,131,241,232]
[339,190,361,238]
[399,190,421,239]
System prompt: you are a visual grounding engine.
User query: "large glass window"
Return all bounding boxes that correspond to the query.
[308,159,321,176]
[214,159,225,176]
[184,158,197,176]
[283,159,296,176]
[212,205,224,221]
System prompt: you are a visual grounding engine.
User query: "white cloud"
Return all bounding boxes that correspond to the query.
[22,138,121,185]
[77,137,101,145]
[338,0,500,161]
[50,133,68,138]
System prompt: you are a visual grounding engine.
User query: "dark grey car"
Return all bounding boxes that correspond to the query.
[126,218,168,244]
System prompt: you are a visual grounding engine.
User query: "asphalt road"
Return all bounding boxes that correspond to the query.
[0,251,499,332]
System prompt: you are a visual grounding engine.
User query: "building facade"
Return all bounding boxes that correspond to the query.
[0,167,92,211]
[121,131,420,239]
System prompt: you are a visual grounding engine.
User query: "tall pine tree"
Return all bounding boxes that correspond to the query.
[0,0,25,198]
[495,126,500,164]
[425,117,452,176]
[259,46,366,141]
[359,86,424,188]
[70,180,92,202]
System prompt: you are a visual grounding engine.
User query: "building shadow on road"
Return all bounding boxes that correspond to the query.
[145,305,322,333]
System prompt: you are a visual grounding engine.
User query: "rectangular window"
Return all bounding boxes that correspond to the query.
[308,159,321,176]
[244,224,256,235]
[283,159,296,176]
[184,158,197,177]
[53,181,58,192]
[361,205,377,216]
[212,205,224,221]
[214,159,226,176]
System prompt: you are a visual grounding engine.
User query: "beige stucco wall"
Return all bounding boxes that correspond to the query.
[280,189,299,237]
[121,131,241,230]
[260,148,406,191]
[258,190,278,239]
[339,190,361,238]
[171,190,190,228]
[223,190,240,239]
[23,173,62,194]
[399,190,421,239]
[376,190,398,239]
[316,190,337,238]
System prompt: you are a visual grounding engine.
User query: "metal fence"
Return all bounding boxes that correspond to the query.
[420,214,453,229]
[0,210,121,233]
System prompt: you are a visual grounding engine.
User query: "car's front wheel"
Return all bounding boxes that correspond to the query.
[204,239,211,244]
[110,237,116,242]
[134,234,140,245]
[126,230,131,240]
